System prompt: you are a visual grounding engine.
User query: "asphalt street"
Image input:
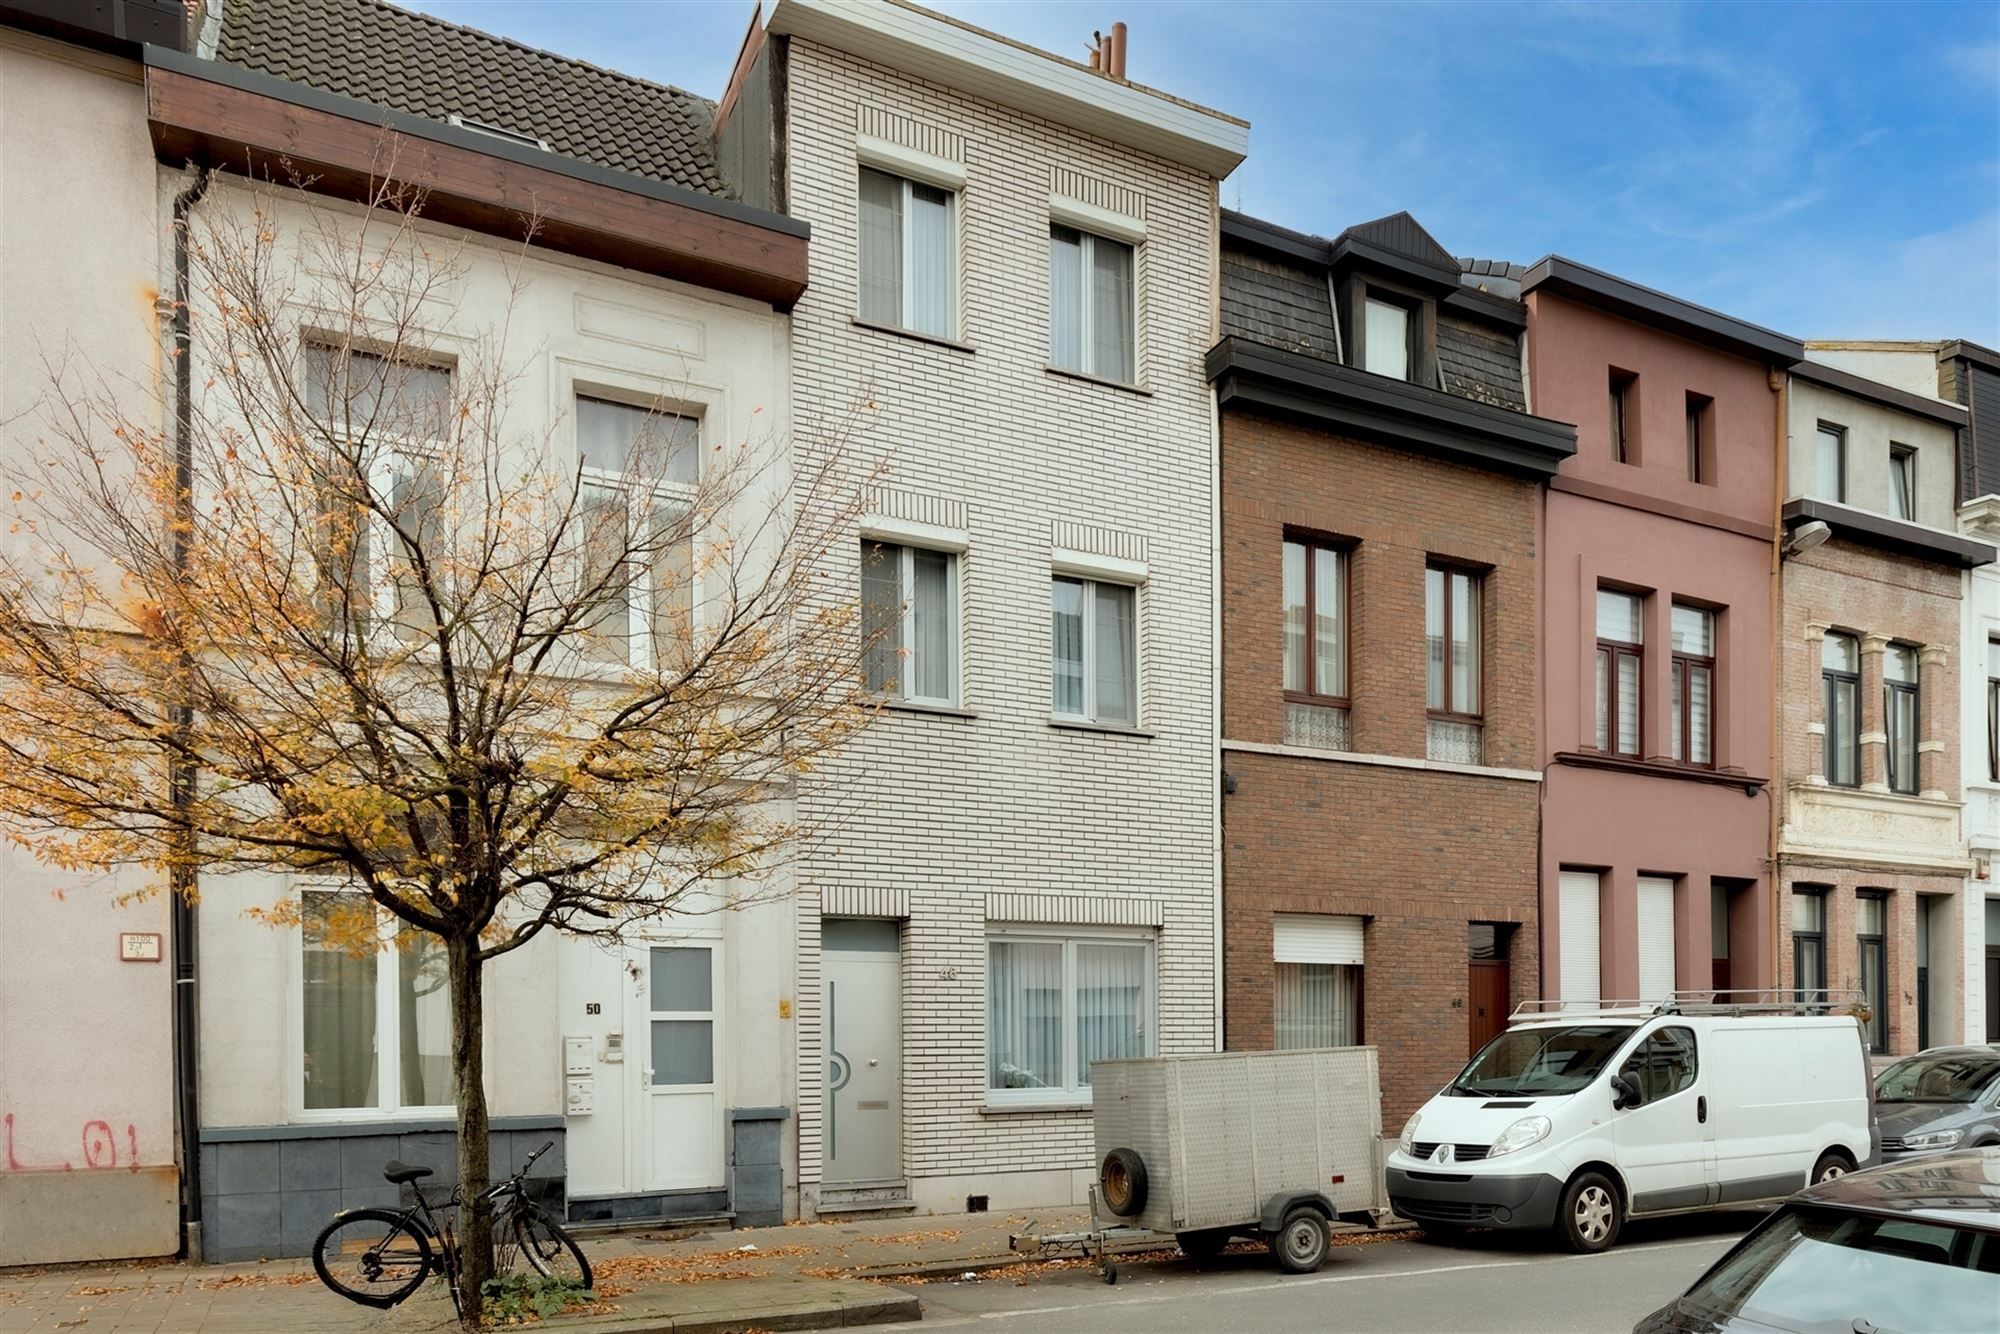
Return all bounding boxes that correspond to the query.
[881,1212,1764,1333]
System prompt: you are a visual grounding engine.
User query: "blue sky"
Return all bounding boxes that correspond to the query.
[414,0,2000,346]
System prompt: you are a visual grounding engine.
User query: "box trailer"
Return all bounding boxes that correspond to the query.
[1012,1047,1390,1279]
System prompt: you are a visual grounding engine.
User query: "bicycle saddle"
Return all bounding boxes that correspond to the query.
[381,1160,435,1185]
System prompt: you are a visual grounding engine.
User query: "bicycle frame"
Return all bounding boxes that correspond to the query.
[380,1142,549,1317]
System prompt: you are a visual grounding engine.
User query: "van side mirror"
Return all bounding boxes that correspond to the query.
[1610,1073,1639,1109]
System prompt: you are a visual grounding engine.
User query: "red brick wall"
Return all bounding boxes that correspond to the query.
[1220,409,1544,1123]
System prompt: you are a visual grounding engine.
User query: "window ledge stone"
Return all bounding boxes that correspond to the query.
[1049,717,1156,739]
[981,1099,1092,1115]
[1044,364,1152,396]
[882,699,977,720]
[851,316,975,354]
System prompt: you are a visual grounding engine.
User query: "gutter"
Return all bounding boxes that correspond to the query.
[170,163,210,1262]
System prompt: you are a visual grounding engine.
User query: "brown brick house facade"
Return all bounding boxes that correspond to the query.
[1776,367,1992,1057]
[1212,212,1574,1122]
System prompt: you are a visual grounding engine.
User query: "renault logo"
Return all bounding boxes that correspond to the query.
[1430,1143,1453,1164]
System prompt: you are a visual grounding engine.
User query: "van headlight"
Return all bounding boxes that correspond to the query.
[1900,1128,1963,1150]
[1487,1115,1551,1160]
[1399,1111,1422,1155]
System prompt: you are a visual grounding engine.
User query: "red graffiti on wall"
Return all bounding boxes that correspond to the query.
[3,1112,142,1173]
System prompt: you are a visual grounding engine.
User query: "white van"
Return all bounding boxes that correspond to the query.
[1384,998,1875,1253]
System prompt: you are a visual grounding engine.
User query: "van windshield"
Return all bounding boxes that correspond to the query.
[1448,1024,1633,1097]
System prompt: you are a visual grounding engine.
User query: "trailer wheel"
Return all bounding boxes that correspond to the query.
[1098,1148,1148,1218]
[1267,1205,1330,1274]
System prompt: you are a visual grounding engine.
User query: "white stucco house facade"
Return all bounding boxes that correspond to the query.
[715,0,1246,1217]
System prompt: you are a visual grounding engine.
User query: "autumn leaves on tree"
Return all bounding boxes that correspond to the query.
[0,177,878,1319]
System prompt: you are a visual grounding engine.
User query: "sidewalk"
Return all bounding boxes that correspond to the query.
[0,1207,1413,1332]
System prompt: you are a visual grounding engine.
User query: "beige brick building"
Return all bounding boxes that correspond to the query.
[1776,361,1991,1057]
[718,0,1246,1216]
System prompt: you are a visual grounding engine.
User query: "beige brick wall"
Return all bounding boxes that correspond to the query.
[1778,538,1967,1054]
[783,39,1222,1203]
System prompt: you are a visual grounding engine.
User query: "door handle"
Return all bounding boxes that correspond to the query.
[1697,1095,1707,1124]
[867,1059,879,1067]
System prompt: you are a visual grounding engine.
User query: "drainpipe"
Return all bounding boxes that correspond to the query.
[170,164,212,1262]
[1768,366,1788,996]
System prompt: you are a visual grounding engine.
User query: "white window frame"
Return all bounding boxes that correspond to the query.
[290,885,455,1122]
[984,925,1156,1109]
[302,340,455,639]
[861,540,961,707]
[1048,223,1139,384]
[573,391,701,673]
[857,165,958,339]
[1050,572,1142,728]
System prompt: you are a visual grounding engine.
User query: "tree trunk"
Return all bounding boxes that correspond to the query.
[447,934,491,1327]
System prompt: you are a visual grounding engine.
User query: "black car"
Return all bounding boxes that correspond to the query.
[1634,1147,2000,1333]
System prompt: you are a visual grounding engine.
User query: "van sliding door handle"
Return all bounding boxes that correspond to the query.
[1697,1095,1707,1124]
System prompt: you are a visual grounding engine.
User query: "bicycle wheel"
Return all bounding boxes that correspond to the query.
[509,1204,592,1290]
[312,1207,435,1308]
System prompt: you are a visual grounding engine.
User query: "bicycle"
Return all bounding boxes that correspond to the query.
[310,1139,591,1315]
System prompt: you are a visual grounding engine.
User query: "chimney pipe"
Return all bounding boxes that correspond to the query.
[1109,21,1127,79]
[1089,30,1102,70]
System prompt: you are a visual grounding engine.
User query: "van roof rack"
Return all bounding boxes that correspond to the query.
[1510,989,1869,1023]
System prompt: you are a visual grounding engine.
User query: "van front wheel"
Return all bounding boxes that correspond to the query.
[1558,1171,1622,1254]
[1810,1150,1854,1186]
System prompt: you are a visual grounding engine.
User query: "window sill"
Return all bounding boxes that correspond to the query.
[851,317,975,354]
[881,699,977,720]
[1552,750,1768,791]
[1049,716,1156,739]
[982,1097,1092,1115]
[1044,364,1151,396]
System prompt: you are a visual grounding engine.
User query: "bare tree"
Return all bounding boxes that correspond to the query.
[0,175,878,1319]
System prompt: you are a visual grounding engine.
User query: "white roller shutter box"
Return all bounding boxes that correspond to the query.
[1273,914,1364,966]
[1559,871,1602,1007]
[1638,876,1677,1003]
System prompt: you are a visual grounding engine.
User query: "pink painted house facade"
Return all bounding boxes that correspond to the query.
[1523,259,1804,1008]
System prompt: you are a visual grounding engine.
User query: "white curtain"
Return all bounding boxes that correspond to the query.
[1637,877,1677,1003]
[1274,962,1357,1049]
[579,483,632,663]
[648,506,693,669]
[1451,571,1479,712]
[1089,237,1135,382]
[1049,226,1084,372]
[576,395,697,486]
[1363,299,1409,379]
[302,892,379,1111]
[1282,542,1307,692]
[907,181,954,337]
[1313,548,1343,696]
[396,921,451,1107]
[858,169,902,326]
[1093,583,1137,726]
[860,541,901,693]
[989,940,1063,1090]
[1616,654,1640,752]
[1815,428,1844,500]
[1688,663,1711,764]
[910,547,952,700]
[1425,565,1445,710]
[1075,942,1146,1084]
[1051,577,1085,714]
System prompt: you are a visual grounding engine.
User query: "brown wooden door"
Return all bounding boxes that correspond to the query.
[1468,959,1510,1056]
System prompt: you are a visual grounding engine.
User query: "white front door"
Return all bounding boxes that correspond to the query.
[639,940,724,1192]
[822,920,901,1185]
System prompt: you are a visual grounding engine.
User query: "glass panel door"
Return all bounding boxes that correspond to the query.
[643,941,722,1191]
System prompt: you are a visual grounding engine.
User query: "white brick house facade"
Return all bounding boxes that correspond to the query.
[739,1,1246,1215]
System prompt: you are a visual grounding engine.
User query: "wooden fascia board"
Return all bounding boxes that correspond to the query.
[143,64,809,309]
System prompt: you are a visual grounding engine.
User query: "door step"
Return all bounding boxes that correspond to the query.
[816,1183,918,1216]
[567,1211,734,1237]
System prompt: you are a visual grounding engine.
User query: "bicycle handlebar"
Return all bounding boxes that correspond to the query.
[522,1139,553,1173]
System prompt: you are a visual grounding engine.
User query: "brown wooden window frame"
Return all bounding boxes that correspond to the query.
[1685,391,1713,484]
[1425,561,1484,725]
[1609,368,1638,465]
[1596,588,1644,759]
[1281,533,1351,708]
[1669,603,1716,769]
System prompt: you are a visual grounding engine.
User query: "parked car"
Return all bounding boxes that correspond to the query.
[1385,998,1874,1253]
[1633,1146,2000,1333]
[1874,1045,2000,1160]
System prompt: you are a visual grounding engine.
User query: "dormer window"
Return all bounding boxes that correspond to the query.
[1363,296,1412,380]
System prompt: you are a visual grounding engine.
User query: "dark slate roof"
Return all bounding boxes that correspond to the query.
[1339,212,1457,271]
[215,0,727,196]
[1460,257,1526,281]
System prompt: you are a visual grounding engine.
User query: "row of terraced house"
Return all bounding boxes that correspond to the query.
[3,0,1999,1269]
